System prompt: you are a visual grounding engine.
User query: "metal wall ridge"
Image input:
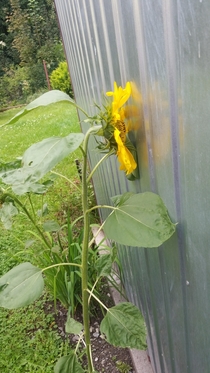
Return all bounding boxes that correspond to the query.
[55,1,210,372]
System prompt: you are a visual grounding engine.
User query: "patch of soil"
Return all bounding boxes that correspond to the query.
[44,289,135,373]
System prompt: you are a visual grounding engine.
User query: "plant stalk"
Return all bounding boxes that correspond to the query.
[81,125,101,373]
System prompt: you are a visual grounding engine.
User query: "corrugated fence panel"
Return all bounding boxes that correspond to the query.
[54,1,210,372]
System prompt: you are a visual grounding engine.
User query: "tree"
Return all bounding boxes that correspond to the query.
[0,0,65,103]
[0,0,19,76]
[8,0,61,66]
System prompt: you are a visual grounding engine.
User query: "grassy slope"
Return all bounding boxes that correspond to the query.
[0,102,80,165]
[0,102,83,271]
[0,103,81,373]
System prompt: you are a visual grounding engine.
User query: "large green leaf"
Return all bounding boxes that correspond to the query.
[54,353,85,373]
[0,159,22,174]
[103,192,176,248]
[2,90,75,126]
[12,182,49,195]
[100,302,146,349]
[0,133,84,195]
[0,262,44,309]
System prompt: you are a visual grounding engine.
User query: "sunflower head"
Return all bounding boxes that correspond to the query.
[94,81,138,178]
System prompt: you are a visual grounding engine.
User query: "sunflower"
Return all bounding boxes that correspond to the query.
[105,81,137,175]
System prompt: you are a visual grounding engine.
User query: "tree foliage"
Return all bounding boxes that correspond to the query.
[8,0,61,66]
[0,0,65,105]
[0,0,20,76]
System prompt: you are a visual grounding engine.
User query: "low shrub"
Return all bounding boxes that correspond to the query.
[50,61,73,97]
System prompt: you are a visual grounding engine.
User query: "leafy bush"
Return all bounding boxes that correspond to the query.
[26,62,47,92]
[50,61,73,97]
[0,65,31,106]
[37,42,65,70]
[0,63,47,107]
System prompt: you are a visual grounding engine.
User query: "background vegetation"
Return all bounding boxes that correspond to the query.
[50,61,74,98]
[0,2,96,364]
[0,103,82,272]
[0,0,72,107]
[0,104,83,372]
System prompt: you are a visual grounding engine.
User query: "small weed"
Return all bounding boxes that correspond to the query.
[116,360,133,373]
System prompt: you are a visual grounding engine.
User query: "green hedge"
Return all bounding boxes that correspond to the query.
[50,61,73,97]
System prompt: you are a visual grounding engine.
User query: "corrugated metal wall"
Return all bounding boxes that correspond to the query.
[54,1,210,372]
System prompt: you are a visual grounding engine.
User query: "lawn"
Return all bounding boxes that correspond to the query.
[0,101,84,269]
[0,102,80,165]
[0,102,83,373]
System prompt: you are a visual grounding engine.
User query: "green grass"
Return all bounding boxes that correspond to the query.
[0,102,83,372]
[1,101,85,225]
[0,101,83,262]
[0,295,67,373]
[0,102,80,162]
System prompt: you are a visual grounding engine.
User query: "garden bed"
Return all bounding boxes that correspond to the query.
[44,284,135,373]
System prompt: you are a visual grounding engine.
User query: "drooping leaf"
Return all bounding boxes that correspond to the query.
[0,133,84,195]
[0,262,44,309]
[95,253,113,278]
[104,192,176,248]
[65,315,83,334]
[0,202,18,229]
[11,182,49,195]
[42,179,54,188]
[0,159,22,176]
[2,90,76,127]
[100,302,147,349]
[54,353,85,373]
[25,180,54,196]
[22,134,84,173]
[37,203,49,217]
[43,220,60,232]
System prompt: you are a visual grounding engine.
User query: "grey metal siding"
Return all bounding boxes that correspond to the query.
[54,1,210,372]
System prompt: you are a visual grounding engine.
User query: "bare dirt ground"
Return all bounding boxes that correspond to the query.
[45,289,136,373]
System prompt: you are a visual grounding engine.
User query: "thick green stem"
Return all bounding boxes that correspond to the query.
[81,125,101,373]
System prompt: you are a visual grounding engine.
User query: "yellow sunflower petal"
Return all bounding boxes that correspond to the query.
[114,129,137,175]
[106,81,118,97]
[106,81,131,118]
[115,82,131,109]
[106,91,114,97]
